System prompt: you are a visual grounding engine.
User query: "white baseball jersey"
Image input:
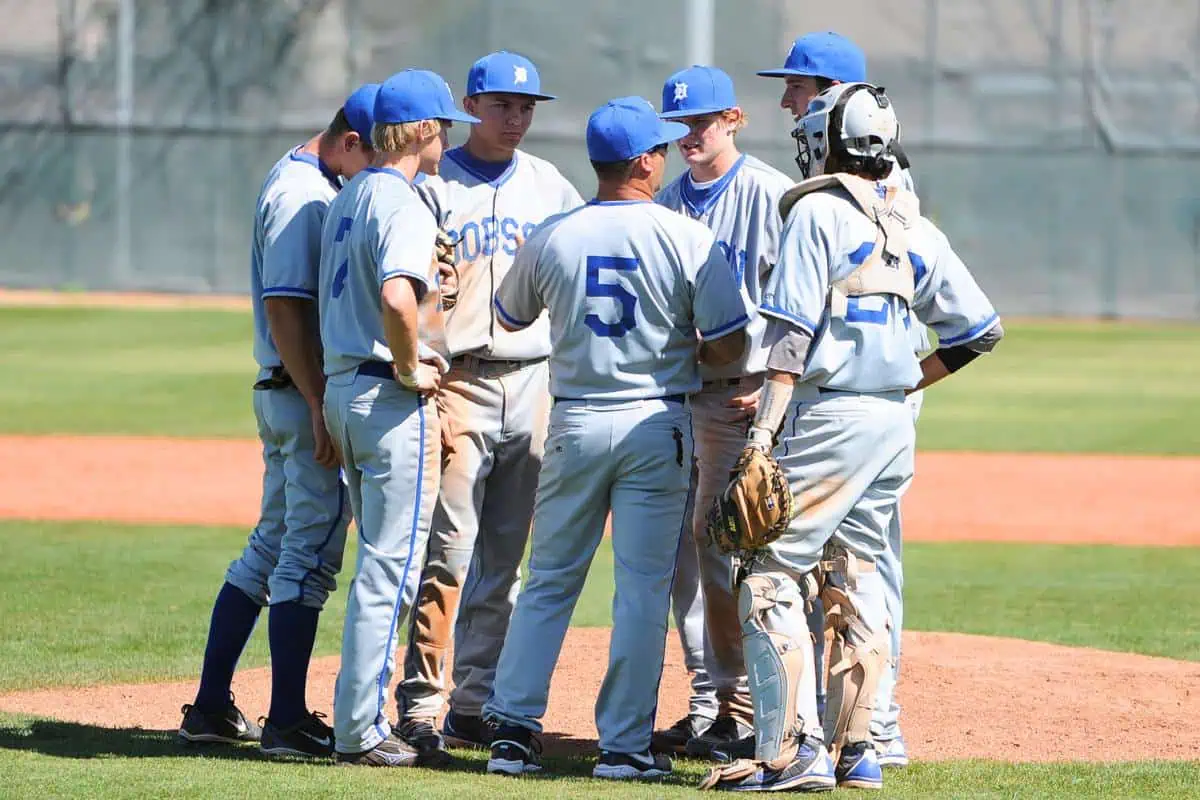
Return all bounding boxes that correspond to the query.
[656,154,792,380]
[761,183,999,393]
[251,148,340,369]
[418,147,584,361]
[494,200,754,400]
[318,166,444,377]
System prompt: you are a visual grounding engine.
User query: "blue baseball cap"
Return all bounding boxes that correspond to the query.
[374,69,480,125]
[467,50,555,101]
[586,96,689,162]
[342,83,380,143]
[659,65,737,119]
[757,31,867,82]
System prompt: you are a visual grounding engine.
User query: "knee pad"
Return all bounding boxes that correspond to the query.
[738,572,812,768]
[818,548,890,756]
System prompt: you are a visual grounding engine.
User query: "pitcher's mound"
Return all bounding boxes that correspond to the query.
[2,628,1197,762]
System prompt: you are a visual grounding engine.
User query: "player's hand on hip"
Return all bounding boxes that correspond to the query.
[726,377,763,419]
[393,361,441,396]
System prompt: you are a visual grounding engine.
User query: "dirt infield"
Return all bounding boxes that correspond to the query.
[2,628,1198,763]
[4,434,1198,545]
[2,433,1199,764]
[0,288,249,311]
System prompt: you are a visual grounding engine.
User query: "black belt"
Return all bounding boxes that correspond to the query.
[451,354,546,377]
[356,360,395,380]
[702,377,743,389]
[253,366,294,391]
[553,393,686,405]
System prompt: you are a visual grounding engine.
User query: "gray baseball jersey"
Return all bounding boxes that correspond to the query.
[318,167,444,377]
[494,200,754,399]
[418,147,584,360]
[251,148,340,369]
[760,186,999,392]
[655,154,793,379]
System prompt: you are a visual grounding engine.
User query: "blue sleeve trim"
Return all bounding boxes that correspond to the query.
[699,313,751,340]
[908,251,927,284]
[493,296,537,329]
[758,304,817,335]
[938,313,999,346]
[262,285,317,299]
[380,268,429,288]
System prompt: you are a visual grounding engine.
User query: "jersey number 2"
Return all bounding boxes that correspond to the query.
[584,255,638,338]
[330,216,353,299]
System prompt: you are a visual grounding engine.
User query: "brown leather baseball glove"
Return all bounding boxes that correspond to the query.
[706,446,793,554]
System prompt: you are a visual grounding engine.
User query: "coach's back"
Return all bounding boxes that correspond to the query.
[494,199,749,401]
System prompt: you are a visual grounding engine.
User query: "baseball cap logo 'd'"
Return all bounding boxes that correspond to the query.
[659,65,737,119]
[467,51,556,100]
[374,69,480,125]
[586,96,689,162]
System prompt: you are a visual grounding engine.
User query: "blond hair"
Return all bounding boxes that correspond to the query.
[721,107,748,134]
[371,119,440,154]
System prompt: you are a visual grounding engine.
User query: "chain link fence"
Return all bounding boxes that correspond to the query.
[1,0,1198,317]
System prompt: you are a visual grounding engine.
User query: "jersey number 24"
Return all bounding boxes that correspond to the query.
[584,255,638,338]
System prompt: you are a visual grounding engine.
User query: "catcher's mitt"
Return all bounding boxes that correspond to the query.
[434,229,459,310]
[706,446,793,554]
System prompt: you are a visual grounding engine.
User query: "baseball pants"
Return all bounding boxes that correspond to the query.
[397,357,548,720]
[669,379,760,724]
[324,369,439,754]
[870,388,923,743]
[485,396,693,754]
[226,377,348,609]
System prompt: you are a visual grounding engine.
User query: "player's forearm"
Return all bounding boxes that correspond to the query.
[381,277,422,374]
[912,352,951,391]
[264,297,326,408]
[912,321,1005,392]
[699,328,747,366]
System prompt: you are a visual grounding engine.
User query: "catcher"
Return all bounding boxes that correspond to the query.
[702,82,1003,792]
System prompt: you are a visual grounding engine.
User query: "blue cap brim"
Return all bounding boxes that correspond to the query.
[439,110,482,124]
[655,120,690,145]
[756,68,816,77]
[659,104,733,119]
[469,89,557,101]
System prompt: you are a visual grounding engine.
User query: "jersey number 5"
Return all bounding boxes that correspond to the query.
[330,216,353,299]
[584,255,638,338]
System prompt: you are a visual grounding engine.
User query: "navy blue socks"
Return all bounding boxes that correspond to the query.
[267,600,321,728]
[194,582,262,711]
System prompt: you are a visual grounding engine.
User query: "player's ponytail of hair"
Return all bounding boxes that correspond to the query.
[372,120,440,154]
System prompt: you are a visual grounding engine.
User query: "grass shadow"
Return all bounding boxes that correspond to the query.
[0,718,272,761]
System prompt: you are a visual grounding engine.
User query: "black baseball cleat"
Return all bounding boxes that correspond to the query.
[593,749,672,780]
[487,723,542,775]
[259,711,335,759]
[686,714,754,760]
[442,709,497,749]
[336,733,420,767]
[651,714,713,755]
[178,698,261,745]
[394,717,452,767]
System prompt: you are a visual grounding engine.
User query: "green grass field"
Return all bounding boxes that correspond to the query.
[0,307,1198,797]
[2,308,1198,453]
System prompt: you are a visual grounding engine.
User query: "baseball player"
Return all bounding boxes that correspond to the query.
[759,30,927,769]
[481,96,753,781]
[650,65,793,760]
[393,50,583,755]
[178,83,378,759]
[701,82,1003,793]
[317,68,478,768]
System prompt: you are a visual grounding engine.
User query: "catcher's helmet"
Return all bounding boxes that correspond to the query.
[792,82,900,179]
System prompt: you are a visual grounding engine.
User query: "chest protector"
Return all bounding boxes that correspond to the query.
[779,173,920,318]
